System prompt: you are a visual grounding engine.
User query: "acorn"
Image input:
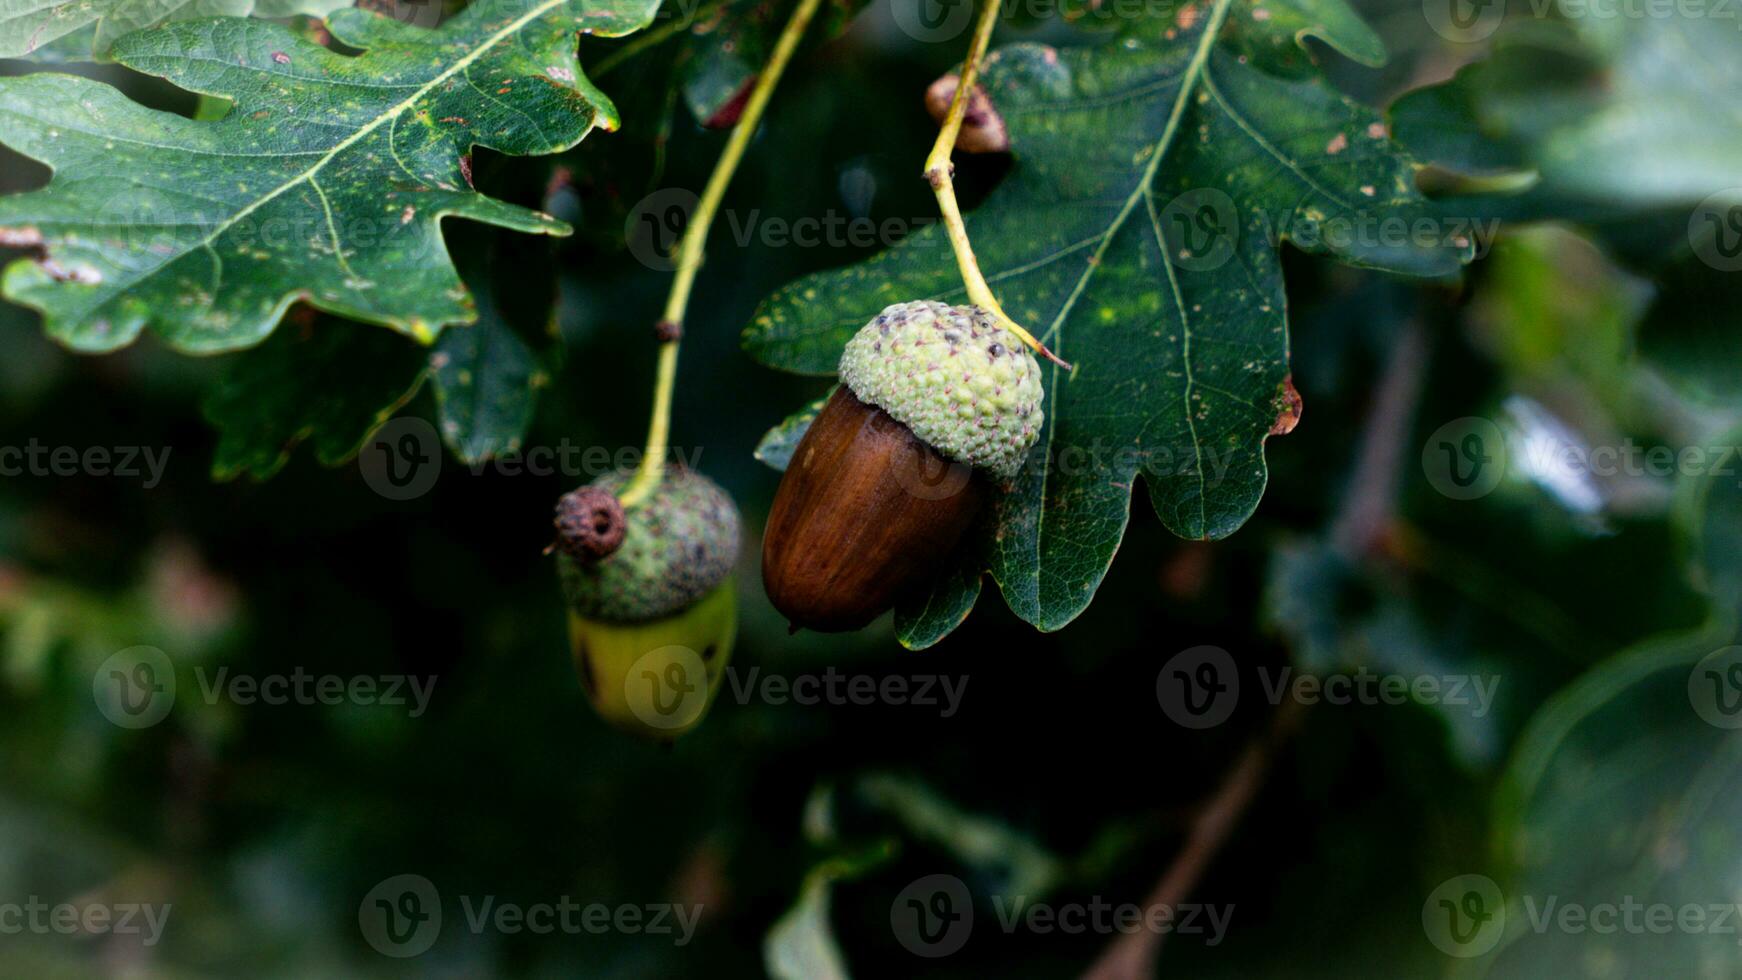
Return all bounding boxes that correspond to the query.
[762,300,1044,631]
[553,468,741,738]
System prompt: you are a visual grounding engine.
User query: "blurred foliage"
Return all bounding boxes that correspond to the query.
[0,0,1741,976]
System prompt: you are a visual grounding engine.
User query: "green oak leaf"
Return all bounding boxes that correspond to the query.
[0,0,347,62]
[203,314,428,479]
[745,2,1468,643]
[204,233,556,475]
[0,0,658,354]
[429,241,551,463]
[1222,0,1386,76]
[1394,10,1742,210]
[752,386,831,471]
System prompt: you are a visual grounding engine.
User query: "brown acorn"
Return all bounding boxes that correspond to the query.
[763,301,1045,632]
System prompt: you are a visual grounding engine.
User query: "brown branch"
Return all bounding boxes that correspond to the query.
[1079,700,1304,980]
[1329,316,1431,560]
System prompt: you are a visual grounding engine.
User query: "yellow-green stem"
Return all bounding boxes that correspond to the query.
[923,0,1071,370]
[618,0,823,508]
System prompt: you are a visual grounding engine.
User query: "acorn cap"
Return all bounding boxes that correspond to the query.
[837,301,1044,479]
[557,468,740,623]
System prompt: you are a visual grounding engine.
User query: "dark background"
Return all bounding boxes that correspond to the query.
[0,0,1737,975]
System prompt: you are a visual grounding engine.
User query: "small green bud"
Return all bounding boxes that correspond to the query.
[556,468,739,623]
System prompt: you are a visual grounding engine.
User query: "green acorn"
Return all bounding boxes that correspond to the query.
[763,301,1044,631]
[553,468,740,738]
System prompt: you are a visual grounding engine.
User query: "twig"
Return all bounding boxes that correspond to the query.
[923,0,1070,370]
[1329,317,1430,559]
[1080,700,1304,980]
[616,0,822,508]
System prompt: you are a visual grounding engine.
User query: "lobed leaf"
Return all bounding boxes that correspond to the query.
[0,0,658,353]
[747,1,1468,643]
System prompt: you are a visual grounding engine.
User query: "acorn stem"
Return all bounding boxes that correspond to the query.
[922,0,1073,372]
[619,0,824,509]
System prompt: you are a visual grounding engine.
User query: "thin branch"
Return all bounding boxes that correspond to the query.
[617,0,822,508]
[923,0,1071,370]
[1329,316,1430,559]
[1080,700,1304,980]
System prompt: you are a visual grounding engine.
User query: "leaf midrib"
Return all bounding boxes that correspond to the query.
[1025,0,1235,604]
[76,0,570,319]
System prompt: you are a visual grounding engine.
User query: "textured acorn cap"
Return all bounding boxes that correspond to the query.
[557,468,740,623]
[837,301,1043,479]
